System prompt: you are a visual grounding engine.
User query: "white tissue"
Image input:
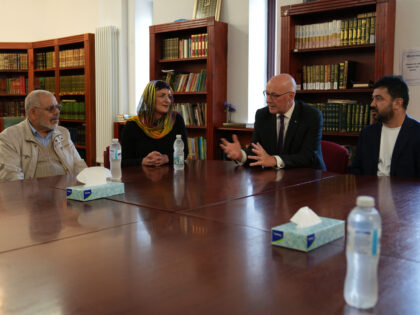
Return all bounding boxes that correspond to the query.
[290,206,322,229]
[76,166,111,187]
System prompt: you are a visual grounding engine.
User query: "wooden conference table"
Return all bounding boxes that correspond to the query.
[0,160,419,314]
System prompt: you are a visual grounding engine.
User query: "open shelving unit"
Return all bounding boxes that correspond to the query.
[149,17,227,160]
[0,34,96,166]
[280,0,396,147]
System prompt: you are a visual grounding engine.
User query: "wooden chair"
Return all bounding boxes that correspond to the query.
[0,116,25,132]
[103,146,110,169]
[321,140,350,174]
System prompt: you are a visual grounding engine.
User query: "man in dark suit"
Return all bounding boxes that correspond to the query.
[220,74,325,169]
[349,75,420,177]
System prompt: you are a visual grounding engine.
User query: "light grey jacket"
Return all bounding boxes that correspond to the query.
[0,119,87,181]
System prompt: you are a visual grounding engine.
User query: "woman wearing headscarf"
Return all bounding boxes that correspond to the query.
[121,80,188,167]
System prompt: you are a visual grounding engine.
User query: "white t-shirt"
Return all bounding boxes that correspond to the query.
[377,125,401,176]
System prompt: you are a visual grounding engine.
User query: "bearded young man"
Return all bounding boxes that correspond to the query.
[349,75,420,177]
[0,90,87,181]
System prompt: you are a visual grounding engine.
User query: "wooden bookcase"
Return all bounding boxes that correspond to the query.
[280,0,396,147]
[149,17,227,160]
[0,42,31,119]
[0,34,96,166]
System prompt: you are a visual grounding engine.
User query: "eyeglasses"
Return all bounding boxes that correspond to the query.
[263,91,291,99]
[33,104,62,112]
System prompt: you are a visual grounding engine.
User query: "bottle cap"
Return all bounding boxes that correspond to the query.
[176,134,181,139]
[356,195,375,207]
[112,138,118,143]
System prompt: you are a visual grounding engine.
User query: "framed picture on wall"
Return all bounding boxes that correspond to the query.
[193,0,222,21]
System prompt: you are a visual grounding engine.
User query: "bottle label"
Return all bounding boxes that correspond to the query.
[110,149,121,160]
[174,155,184,165]
[347,227,380,256]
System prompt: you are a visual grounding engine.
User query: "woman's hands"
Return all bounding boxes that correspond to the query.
[142,151,169,167]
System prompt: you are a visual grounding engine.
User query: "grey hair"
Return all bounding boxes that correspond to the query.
[25,90,55,117]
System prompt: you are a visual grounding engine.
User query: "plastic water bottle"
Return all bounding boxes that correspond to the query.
[344,195,381,309]
[109,138,122,180]
[173,134,184,170]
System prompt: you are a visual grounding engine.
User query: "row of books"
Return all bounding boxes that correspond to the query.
[0,100,25,117]
[35,51,56,69]
[0,76,27,95]
[294,12,376,49]
[174,102,206,126]
[301,60,356,90]
[34,76,55,92]
[61,100,86,120]
[34,48,85,69]
[309,100,372,133]
[0,53,28,70]
[59,48,85,67]
[59,75,85,95]
[187,136,206,160]
[162,69,207,92]
[64,125,86,146]
[162,33,208,60]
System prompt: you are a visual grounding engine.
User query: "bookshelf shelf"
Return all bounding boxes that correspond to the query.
[59,66,85,70]
[296,88,372,94]
[159,57,207,63]
[173,91,207,95]
[281,0,395,148]
[186,125,207,130]
[0,94,26,97]
[0,34,96,166]
[60,118,86,123]
[150,17,227,160]
[0,70,28,73]
[292,44,375,53]
[34,68,55,72]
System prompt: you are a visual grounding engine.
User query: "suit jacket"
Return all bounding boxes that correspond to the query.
[245,100,326,170]
[349,115,420,177]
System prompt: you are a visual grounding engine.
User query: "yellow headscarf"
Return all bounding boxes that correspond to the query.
[128,80,176,139]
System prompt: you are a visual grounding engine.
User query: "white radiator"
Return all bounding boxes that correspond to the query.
[95,26,119,164]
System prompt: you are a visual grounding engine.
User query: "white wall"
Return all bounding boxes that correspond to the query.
[153,0,250,123]
[394,0,420,119]
[0,0,105,41]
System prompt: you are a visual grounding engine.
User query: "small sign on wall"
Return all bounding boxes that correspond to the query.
[401,49,420,86]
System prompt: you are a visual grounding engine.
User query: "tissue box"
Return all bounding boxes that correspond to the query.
[271,217,344,252]
[66,182,125,201]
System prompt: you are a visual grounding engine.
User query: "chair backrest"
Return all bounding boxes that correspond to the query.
[0,116,25,132]
[104,146,110,169]
[321,140,349,174]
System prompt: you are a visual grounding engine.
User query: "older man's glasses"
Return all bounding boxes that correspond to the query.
[33,104,62,113]
[263,91,291,99]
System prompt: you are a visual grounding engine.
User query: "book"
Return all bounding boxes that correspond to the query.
[351,81,373,88]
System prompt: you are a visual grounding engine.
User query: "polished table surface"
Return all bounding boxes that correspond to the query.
[0,160,419,314]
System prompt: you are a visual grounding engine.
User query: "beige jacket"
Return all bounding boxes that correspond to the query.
[0,119,87,181]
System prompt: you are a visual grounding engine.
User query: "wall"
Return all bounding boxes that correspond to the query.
[393,0,420,119]
[0,0,105,41]
[153,0,250,123]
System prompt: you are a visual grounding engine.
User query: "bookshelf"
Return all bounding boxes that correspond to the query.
[0,34,96,166]
[280,0,395,147]
[149,17,227,160]
[0,42,31,118]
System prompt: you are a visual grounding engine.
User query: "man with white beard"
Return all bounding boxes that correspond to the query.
[0,89,86,181]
